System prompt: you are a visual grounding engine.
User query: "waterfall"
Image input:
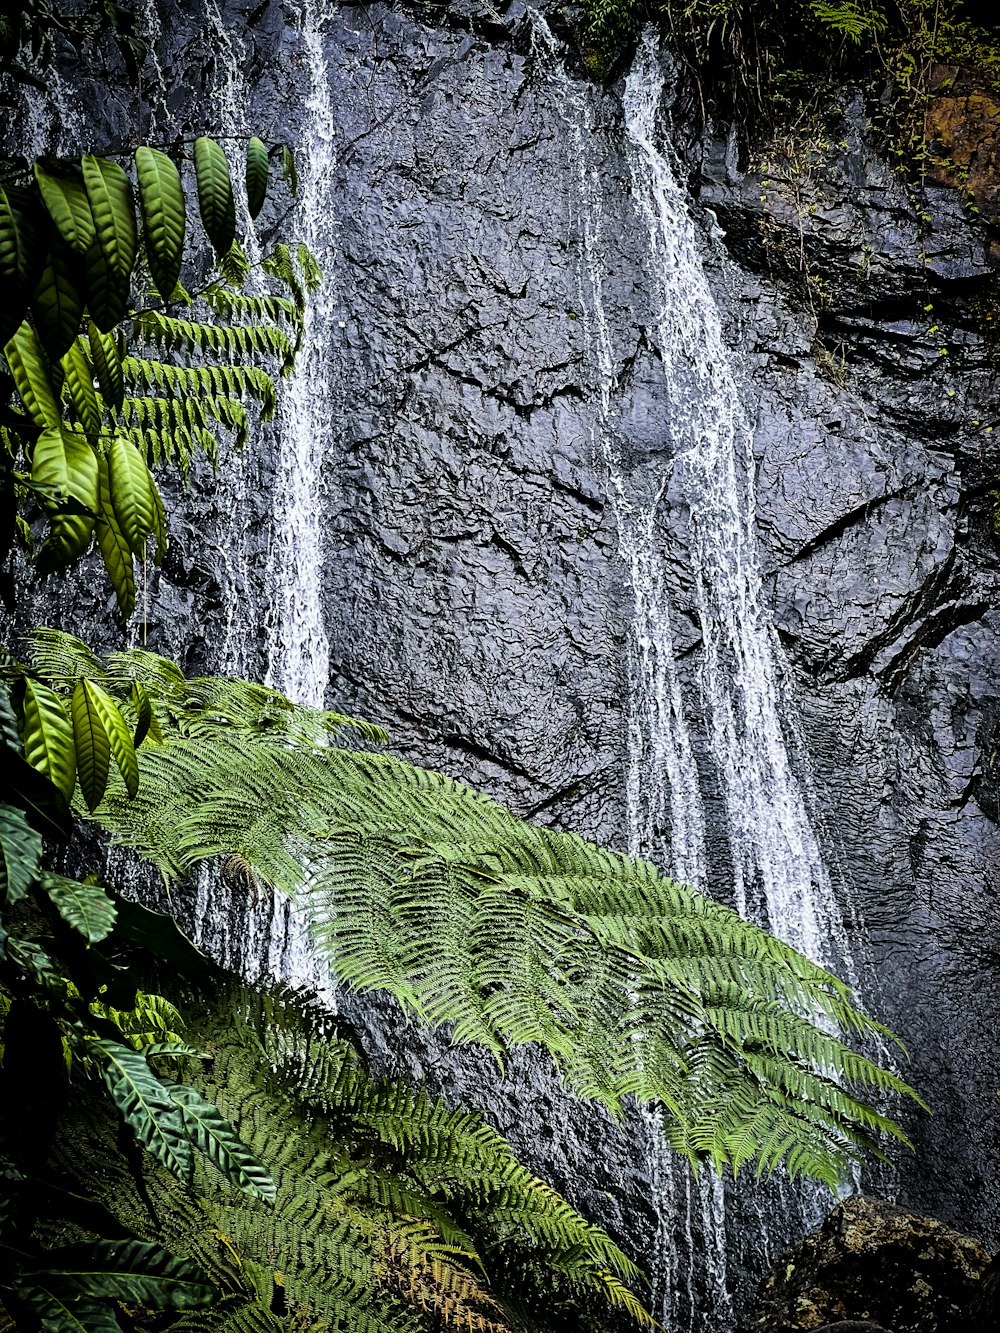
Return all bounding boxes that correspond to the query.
[262,0,334,708]
[530,17,863,1329]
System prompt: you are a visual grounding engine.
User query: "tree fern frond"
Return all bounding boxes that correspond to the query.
[24,633,920,1189]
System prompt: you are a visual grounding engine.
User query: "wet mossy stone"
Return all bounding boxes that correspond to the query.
[751,1195,990,1333]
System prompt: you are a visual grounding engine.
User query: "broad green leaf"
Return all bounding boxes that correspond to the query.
[169,1083,276,1203]
[90,683,140,798]
[131,680,152,746]
[0,744,73,842]
[76,677,139,799]
[108,435,155,553]
[13,1283,120,1333]
[34,162,96,254]
[62,339,102,436]
[32,238,85,360]
[31,426,99,564]
[22,1239,215,1310]
[194,136,236,256]
[111,897,208,977]
[86,321,123,411]
[245,136,269,220]
[0,801,42,906]
[95,455,135,620]
[71,679,112,810]
[0,183,43,345]
[20,677,76,799]
[81,155,137,331]
[94,1039,193,1180]
[5,322,61,425]
[135,146,185,301]
[41,873,117,944]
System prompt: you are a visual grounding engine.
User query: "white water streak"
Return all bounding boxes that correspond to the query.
[263,0,334,707]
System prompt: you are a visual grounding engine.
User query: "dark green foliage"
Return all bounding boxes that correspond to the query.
[44,976,654,1333]
[21,631,922,1191]
[582,0,1000,126]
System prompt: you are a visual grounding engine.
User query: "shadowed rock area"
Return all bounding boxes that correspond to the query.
[751,1196,991,1332]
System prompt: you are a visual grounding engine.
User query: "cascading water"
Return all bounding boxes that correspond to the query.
[263,0,334,709]
[531,18,866,1329]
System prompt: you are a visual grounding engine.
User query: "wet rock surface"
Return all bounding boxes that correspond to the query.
[6,0,1000,1326]
[750,1196,992,1333]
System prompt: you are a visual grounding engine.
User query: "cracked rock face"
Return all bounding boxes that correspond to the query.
[6,0,999,1322]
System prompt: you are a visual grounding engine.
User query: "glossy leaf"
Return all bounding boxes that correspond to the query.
[169,1083,276,1203]
[245,136,269,219]
[194,136,236,256]
[108,435,155,553]
[23,1239,215,1310]
[94,1039,193,1180]
[13,1284,120,1333]
[34,162,96,254]
[0,744,73,842]
[31,426,99,563]
[87,320,123,411]
[111,896,207,977]
[131,680,153,746]
[62,339,102,436]
[95,454,135,620]
[81,155,137,331]
[87,677,140,798]
[0,801,42,906]
[6,322,61,426]
[0,183,43,344]
[71,678,112,810]
[20,677,76,799]
[41,872,117,944]
[32,237,85,360]
[135,146,185,300]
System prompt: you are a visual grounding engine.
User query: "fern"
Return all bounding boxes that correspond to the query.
[22,631,922,1191]
[42,979,652,1333]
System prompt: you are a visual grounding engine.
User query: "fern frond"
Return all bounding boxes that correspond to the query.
[24,632,920,1191]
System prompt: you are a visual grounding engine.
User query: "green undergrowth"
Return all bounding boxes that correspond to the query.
[581,1,1000,132]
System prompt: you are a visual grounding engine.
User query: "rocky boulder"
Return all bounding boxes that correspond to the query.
[750,1195,991,1333]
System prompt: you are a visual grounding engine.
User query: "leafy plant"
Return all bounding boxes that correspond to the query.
[46,977,656,1333]
[1,130,316,617]
[14,631,924,1192]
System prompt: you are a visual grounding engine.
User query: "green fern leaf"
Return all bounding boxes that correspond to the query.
[34,161,97,254]
[0,801,42,906]
[41,872,117,943]
[281,144,298,196]
[20,677,76,799]
[135,146,186,301]
[81,155,137,332]
[194,137,236,257]
[245,138,270,220]
[169,1083,277,1204]
[94,1039,193,1180]
[32,237,85,360]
